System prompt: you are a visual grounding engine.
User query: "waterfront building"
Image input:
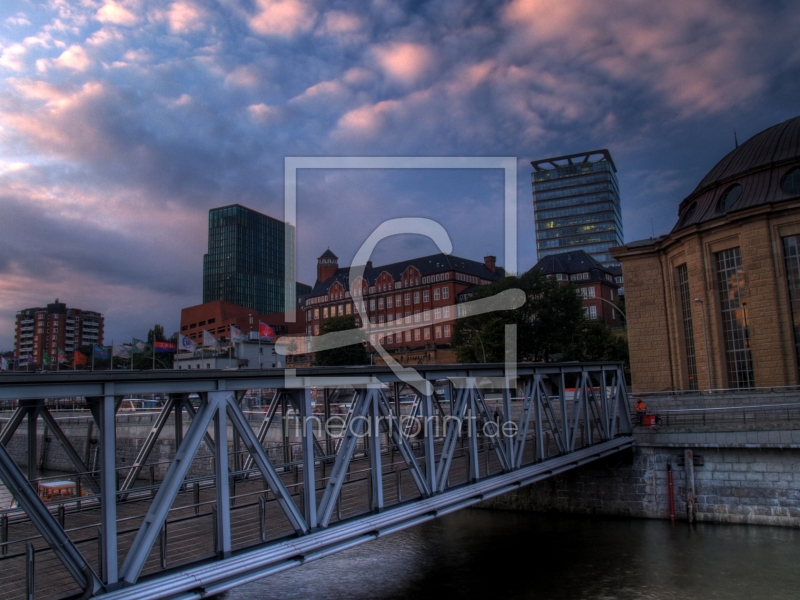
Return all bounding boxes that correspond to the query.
[202,204,311,316]
[298,250,504,364]
[14,300,104,364]
[531,250,623,328]
[532,149,624,267]
[179,300,304,343]
[612,115,800,392]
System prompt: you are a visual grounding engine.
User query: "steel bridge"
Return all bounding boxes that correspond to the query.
[0,362,633,599]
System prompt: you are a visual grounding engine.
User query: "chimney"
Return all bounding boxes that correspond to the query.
[484,255,496,273]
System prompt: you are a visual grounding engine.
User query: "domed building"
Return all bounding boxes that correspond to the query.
[612,116,800,392]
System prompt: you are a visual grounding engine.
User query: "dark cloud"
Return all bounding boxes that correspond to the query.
[0,0,798,348]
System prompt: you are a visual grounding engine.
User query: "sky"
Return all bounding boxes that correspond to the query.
[0,0,799,351]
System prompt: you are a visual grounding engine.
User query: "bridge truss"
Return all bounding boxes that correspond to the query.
[0,362,633,599]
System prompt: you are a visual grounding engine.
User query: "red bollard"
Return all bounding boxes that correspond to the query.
[667,463,676,523]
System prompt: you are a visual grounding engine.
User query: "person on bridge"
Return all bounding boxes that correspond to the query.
[634,398,647,424]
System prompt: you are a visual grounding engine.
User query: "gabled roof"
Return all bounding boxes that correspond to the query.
[302,253,504,300]
[318,249,338,260]
[532,250,614,276]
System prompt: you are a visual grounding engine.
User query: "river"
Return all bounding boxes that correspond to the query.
[222,509,800,599]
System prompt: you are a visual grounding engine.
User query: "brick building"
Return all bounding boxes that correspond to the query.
[612,115,800,393]
[298,250,505,363]
[15,300,104,364]
[179,300,304,343]
[531,250,623,328]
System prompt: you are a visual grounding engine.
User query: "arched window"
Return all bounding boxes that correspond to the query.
[716,184,742,213]
[679,202,697,227]
[782,167,800,196]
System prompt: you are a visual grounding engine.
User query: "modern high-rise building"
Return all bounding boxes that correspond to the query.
[15,299,104,363]
[202,204,309,315]
[532,149,624,267]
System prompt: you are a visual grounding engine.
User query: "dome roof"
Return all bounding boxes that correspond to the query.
[673,115,800,232]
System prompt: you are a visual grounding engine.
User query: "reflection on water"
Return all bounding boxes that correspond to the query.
[223,509,800,600]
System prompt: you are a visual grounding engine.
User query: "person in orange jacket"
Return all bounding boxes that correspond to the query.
[634,398,647,424]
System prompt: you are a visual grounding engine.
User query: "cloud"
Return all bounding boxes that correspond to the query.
[248,103,280,122]
[248,0,316,38]
[166,1,206,33]
[225,64,261,88]
[372,42,434,85]
[37,44,92,72]
[95,0,140,26]
[0,44,27,72]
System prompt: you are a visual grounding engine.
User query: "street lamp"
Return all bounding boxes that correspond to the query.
[462,325,486,363]
[694,298,713,392]
[594,297,626,322]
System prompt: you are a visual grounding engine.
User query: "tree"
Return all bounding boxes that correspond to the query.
[314,315,370,366]
[453,269,586,362]
[147,324,166,344]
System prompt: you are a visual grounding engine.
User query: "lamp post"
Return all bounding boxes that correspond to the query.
[463,326,486,363]
[694,298,713,392]
[594,297,627,322]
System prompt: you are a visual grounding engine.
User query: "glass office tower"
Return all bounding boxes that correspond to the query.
[202,204,297,315]
[532,149,623,267]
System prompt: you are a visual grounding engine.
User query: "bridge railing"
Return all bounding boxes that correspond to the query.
[0,362,632,599]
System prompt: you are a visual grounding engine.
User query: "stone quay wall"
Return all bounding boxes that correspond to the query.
[483,391,800,528]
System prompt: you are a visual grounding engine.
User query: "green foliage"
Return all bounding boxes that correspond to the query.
[314,315,370,366]
[454,269,628,366]
[147,324,166,344]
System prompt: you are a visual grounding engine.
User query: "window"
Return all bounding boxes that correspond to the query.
[610,290,614,301]
[338,305,343,316]
[715,247,755,388]
[198,321,206,326]
[782,235,800,376]
[208,318,216,324]
[588,287,595,298]
[679,202,697,228]
[444,325,450,338]
[307,326,311,336]
[378,298,384,309]
[314,324,319,335]
[404,330,411,342]
[314,309,319,320]
[414,329,421,341]
[387,296,393,309]
[404,293,411,306]
[397,312,402,322]
[414,310,421,323]
[717,184,742,213]
[424,309,431,322]
[386,333,393,344]
[435,326,442,339]
[434,288,440,301]
[434,307,442,320]
[676,263,699,388]
[379,315,384,325]
[370,334,376,344]
[414,292,420,303]
[323,307,329,318]
[370,299,375,311]
[589,306,597,320]
[396,294,402,306]
[612,309,616,320]
[306,311,312,322]
[346,304,352,315]
[443,306,450,318]
[423,290,429,302]
[387,314,393,323]
[442,287,449,299]
[424,328,431,340]
[405,311,411,324]
[783,167,800,195]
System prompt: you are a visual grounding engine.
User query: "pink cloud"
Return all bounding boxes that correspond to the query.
[373,42,435,85]
[249,0,316,38]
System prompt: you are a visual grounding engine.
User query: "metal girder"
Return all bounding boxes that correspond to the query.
[225,396,309,536]
[375,390,430,498]
[119,393,223,586]
[0,406,27,446]
[298,389,317,528]
[213,394,231,558]
[471,387,511,473]
[119,395,178,495]
[38,406,100,494]
[242,392,282,474]
[318,390,372,527]
[99,392,118,587]
[0,438,103,595]
[434,385,469,493]
[369,389,383,511]
[182,396,217,454]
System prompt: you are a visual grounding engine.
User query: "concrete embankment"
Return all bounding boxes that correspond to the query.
[483,391,800,527]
